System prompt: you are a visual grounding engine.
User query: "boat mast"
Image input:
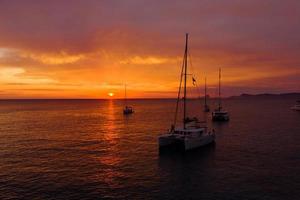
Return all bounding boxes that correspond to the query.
[218,68,221,111]
[204,77,207,107]
[183,33,188,129]
[125,84,127,107]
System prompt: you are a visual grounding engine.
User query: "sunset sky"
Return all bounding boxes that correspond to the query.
[0,0,299,98]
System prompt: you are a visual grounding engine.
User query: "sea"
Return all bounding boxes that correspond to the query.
[0,97,299,200]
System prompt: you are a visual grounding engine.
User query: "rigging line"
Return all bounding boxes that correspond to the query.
[173,46,186,128]
[188,49,198,82]
[192,78,203,103]
[188,51,195,75]
[188,51,202,99]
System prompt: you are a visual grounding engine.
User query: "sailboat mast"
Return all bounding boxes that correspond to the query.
[125,84,127,106]
[183,33,188,129]
[218,68,221,110]
[204,77,207,107]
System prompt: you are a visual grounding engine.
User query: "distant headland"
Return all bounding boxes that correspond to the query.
[228,93,300,99]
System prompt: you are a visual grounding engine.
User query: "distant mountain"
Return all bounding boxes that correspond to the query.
[229,93,300,99]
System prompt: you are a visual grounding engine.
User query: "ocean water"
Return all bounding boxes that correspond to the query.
[0,98,299,200]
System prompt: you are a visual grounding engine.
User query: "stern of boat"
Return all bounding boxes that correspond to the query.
[184,133,215,151]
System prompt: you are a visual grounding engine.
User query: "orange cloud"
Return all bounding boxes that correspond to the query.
[120,56,180,65]
[20,51,85,65]
[0,67,56,84]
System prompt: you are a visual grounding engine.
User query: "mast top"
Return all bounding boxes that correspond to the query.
[219,68,221,94]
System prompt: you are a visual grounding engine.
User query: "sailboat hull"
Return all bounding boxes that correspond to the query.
[123,106,134,115]
[123,109,134,115]
[159,134,184,148]
[158,133,215,151]
[212,111,229,121]
[184,134,215,150]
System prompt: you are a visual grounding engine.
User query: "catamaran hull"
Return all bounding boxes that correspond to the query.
[158,134,215,151]
[158,135,183,148]
[184,135,215,150]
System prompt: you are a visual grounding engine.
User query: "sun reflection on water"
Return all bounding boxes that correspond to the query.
[97,99,124,188]
[102,100,120,144]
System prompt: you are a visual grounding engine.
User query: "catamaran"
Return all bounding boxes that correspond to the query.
[212,68,229,121]
[123,84,134,115]
[204,77,210,112]
[158,34,215,151]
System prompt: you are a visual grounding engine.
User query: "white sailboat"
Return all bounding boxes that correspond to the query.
[158,34,215,151]
[123,84,134,115]
[212,68,229,121]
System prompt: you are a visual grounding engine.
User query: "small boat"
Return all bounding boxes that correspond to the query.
[158,34,215,151]
[291,100,300,111]
[212,68,229,121]
[123,106,134,114]
[123,84,134,115]
[212,110,229,121]
[203,77,210,112]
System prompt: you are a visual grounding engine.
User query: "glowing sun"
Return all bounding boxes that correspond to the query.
[108,92,114,97]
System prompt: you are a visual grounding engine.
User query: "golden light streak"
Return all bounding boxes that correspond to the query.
[120,56,180,65]
[0,67,56,84]
[21,51,85,65]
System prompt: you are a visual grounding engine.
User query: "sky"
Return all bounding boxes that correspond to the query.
[0,0,299,98]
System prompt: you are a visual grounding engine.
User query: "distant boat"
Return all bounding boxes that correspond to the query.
[204,77,210,112]
[123,84,134,115]
[291,100,300,111]
[158,34,215,151]
[212,68,229,121]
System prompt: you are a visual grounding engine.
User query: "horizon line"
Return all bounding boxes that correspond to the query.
[0,92,299,101]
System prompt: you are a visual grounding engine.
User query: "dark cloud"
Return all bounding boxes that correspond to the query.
[1,0,299,54]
